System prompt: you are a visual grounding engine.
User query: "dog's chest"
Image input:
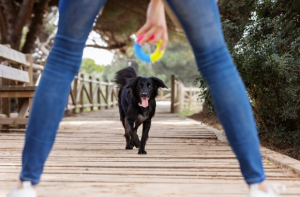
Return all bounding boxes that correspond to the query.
[137,114,149,122]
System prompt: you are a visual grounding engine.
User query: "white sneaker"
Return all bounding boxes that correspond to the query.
[248,183,286,197]
[7,182,37,197]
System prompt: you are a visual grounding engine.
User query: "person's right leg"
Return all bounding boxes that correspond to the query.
[19,0,107,187]
[165,0,266,186]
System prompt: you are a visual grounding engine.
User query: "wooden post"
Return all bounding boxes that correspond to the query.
[79,73,84,113]
[89,75,93,111]
[111,86,114,108]
[96,78,101,110]
[25,54,34,86]
[25,54,34,118]
[175,81,179,113]
[105,80,109,109]
[179,82,184,113]
[1,78,10,118]
[1,45,11,120]
[170,75,175,113]
[73,74,78,113]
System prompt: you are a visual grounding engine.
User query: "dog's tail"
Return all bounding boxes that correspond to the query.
[114,67,137,88]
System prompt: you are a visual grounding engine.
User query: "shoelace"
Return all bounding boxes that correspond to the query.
[269,184,286,196]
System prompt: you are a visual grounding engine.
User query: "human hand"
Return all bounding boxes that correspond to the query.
[136,0,168,51]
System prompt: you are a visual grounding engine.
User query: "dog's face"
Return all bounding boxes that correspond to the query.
[128,77,167,108]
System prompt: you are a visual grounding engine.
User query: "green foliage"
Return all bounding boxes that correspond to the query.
[80,58,105,77]
[102,40,198,87]
[196,0,300,159]
[101,59,128,81]
[153,40,199,87]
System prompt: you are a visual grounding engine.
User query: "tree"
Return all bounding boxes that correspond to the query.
[0,0,182,54]
[0,0,54,52]
[196,0,300,159]
[153,40,198,87]
[80,58,105,77]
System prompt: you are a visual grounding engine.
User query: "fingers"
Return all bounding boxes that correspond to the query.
[160,32,168,51]
[136,23,151,38]
[138,27,157,46]
[136,23,168,50]
[148,30,162,45]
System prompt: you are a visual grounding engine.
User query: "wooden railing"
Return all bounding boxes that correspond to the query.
[0,44,118,127]
[159,75,202,114]
[67,73,118,113]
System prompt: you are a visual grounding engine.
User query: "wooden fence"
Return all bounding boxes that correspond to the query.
[157,75,202,113]
[67,74,118,113]
[0,44,118,127]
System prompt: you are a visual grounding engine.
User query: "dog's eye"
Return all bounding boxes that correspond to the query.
[148,84,152,88]
[139,84,143,88]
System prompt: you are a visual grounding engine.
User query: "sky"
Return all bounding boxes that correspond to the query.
[51,13,115,66]
[83,47,114,66]
[82,31,115,66]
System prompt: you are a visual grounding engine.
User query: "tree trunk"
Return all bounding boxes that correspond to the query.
[1,0,17,44]
[0,5,8,44]
[10,0,35,50]
[22,0,50,53]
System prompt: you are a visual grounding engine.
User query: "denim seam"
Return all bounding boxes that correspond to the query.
[26,134,57,145]
[38,71,75,83]
[55,34,87,44]
[51,47,84,57]
[20,176,39,186]
[245,174,266,185]
[193,45,226,58]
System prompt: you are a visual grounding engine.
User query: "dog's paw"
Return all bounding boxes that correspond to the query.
[138,150,147,154]
[125,145,133,150]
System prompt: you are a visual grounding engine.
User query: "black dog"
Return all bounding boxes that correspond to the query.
[115,67,167,154]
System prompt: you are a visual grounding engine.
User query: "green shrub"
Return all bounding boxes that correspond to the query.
[196,0,300,159]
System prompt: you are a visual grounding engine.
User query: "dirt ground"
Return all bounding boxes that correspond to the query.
[188,111,297,160]
[188,111,223,131]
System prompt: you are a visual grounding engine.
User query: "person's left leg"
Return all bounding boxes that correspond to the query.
[9,1,107,197]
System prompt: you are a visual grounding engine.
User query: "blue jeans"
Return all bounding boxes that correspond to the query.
[20,0,265,185]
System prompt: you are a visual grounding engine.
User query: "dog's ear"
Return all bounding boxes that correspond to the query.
[127,77,141,89]
[150,77,168,89]
[126,77,141,100]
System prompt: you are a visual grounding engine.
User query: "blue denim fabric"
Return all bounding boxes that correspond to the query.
[20,0,265,185]
[20,0,108,185]
[166,0,265,184]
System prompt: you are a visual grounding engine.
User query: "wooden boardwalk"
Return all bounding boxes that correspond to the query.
[0,102,300,197]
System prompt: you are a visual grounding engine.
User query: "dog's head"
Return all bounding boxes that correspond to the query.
[127,77,167,108]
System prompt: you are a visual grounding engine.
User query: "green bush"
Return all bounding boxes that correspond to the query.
[196,0,300,159]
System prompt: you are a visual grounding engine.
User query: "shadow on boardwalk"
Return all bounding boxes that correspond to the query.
[0,102,299,197]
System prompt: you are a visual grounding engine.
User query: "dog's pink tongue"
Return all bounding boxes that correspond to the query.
[141,98,149,108]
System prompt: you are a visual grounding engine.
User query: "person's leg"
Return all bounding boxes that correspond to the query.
[20,0,107,186]
[165,0,265,185]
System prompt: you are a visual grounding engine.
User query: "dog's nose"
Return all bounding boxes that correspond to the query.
[142,92,148,97]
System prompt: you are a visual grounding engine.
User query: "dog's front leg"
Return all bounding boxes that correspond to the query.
[138,120,151,154]
[125,118,140,148]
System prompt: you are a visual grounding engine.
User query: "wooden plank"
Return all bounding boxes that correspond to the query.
[1,104,300,197]
[25,54,33,85]
[0,45,29,66]
[17,99,29,118]
[0,64,29,83]
[0,91,34,98]
[0,86,36,91]
[1,78,10,119]
[0,118,27,125]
